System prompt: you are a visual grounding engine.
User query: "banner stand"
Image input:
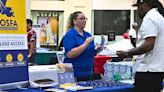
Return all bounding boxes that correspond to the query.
[0,0,29,90]
[0,81,29,91]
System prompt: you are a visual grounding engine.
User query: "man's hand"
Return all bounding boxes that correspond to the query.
[28,54,31,58]
[116,51,129,60]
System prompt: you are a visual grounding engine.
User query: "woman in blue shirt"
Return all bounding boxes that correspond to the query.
[63,11,95,81]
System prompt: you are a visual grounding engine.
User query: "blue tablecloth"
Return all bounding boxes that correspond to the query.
[8,85,133,92]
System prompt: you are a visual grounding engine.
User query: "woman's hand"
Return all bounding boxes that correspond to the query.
[85,37,94,45]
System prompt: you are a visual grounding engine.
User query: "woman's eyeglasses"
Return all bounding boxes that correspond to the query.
[76,17,88,21]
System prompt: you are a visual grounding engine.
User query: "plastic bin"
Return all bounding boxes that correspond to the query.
[35,53,57,65]
[94,55,112,74]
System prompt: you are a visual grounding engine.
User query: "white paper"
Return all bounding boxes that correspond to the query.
[63,85,93,91]
[103,39,134,55]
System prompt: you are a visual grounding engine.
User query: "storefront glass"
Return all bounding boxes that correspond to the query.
[94,10,130,35]
[31,11,64,49]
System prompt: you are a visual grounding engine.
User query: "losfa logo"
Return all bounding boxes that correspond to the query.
[0,0,18,30]
[0,0,14,17]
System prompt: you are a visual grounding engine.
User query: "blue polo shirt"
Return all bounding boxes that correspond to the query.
[63,28,95,78]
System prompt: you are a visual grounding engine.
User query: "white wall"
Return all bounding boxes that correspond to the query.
[26,0,31,18]
[92,0,135,10]
[63,0,92,34]
[31,0,64,11]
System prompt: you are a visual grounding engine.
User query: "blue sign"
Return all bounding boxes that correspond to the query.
[0,50,28,84]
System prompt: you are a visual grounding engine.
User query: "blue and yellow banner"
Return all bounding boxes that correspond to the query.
[0,0,28,85]
[0,0,27,50]
[0,0,26,34]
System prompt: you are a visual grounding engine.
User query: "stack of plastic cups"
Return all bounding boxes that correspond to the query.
[113,64,122,81]
[131,58,136,80]
[124,65,132,80]
[120,65,127,80]
[103,62,114,81]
